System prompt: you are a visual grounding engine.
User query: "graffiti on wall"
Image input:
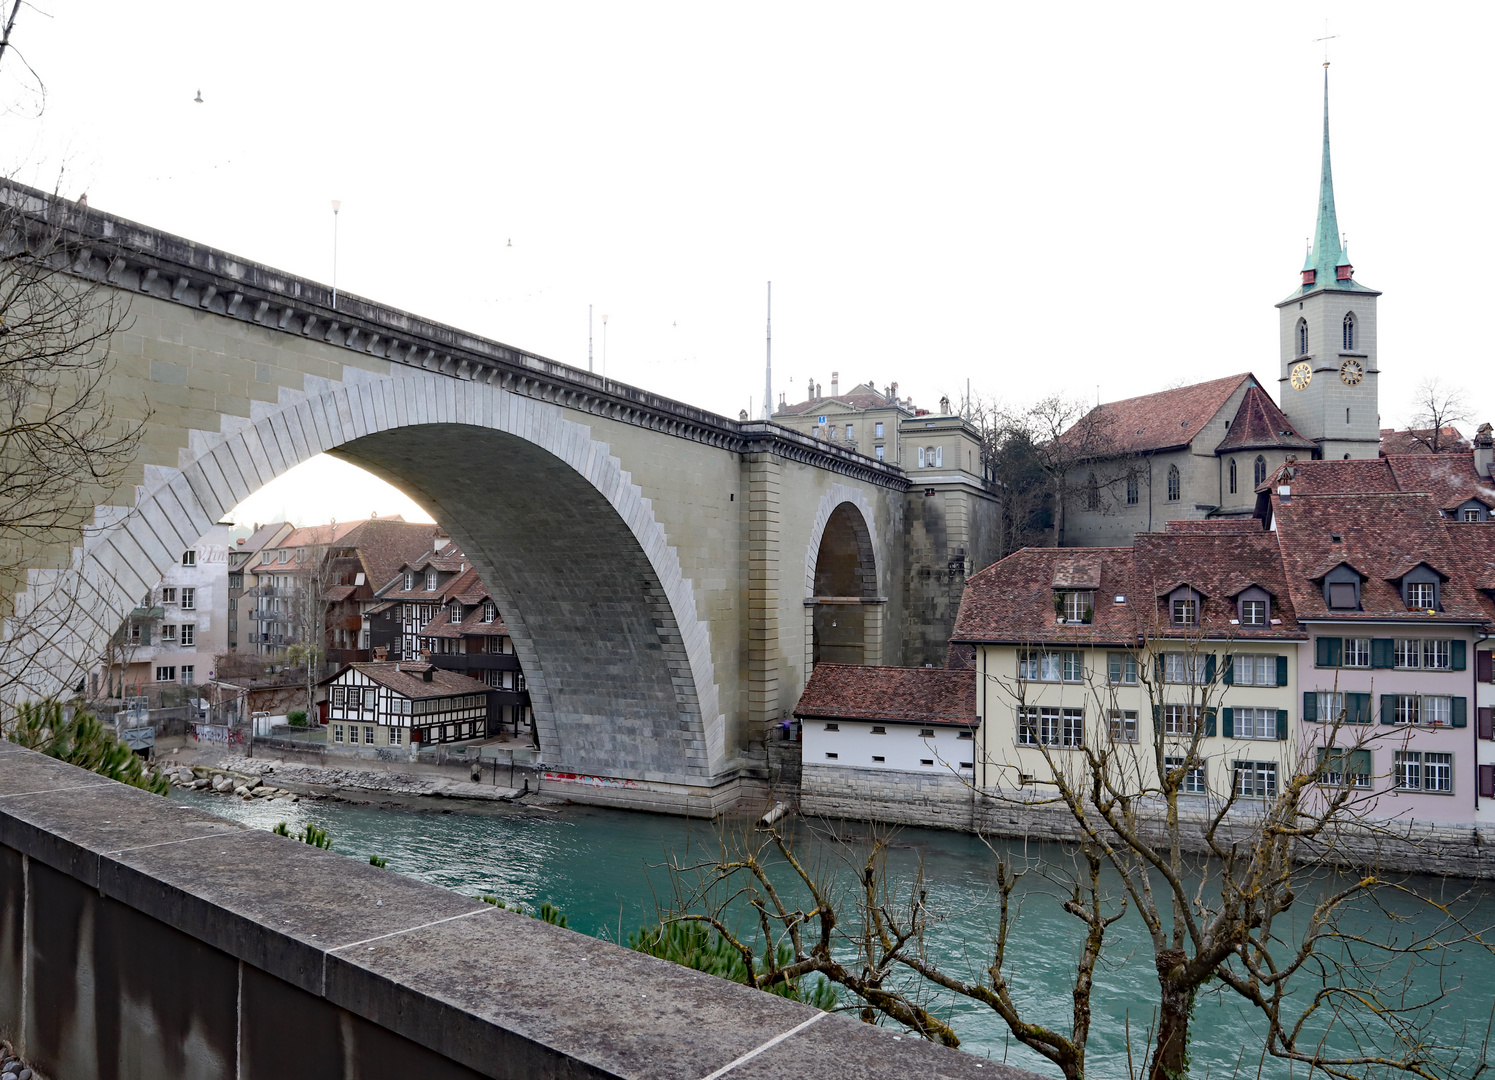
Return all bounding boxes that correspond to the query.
[542,771,639,790]
[192,724,245,745]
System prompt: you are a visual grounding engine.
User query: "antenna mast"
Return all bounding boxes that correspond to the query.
[589,305,593,373]
[763,282,772,421]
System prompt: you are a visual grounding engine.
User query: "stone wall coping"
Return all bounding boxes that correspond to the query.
[0,182,908,492]
[0,747,1031,1078]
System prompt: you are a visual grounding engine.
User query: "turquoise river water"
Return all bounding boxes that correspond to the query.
[173,789,1495,1078]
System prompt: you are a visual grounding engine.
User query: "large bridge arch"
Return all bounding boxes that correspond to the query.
[20,370,725,783]
[801,486,887,673]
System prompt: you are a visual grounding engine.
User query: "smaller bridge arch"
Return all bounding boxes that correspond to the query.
[803,488,885,673]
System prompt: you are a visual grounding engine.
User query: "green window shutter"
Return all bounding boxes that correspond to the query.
[1221,707,1234,738]
[1380,694,1397,725]
[1316,637,1343,667]
[1350,749,1371,783]
[141,624,151,646]
[1347,692,1371,725]
[1453,641,1467,671]
[1327,638,1342,667]
[1453,697,1468,728]
[1204,708,1217,737]
[1303,692,1317,723]
[1277,709,1289,741]
[1372,639,1395,669]
[1275,655,1289,687]
[1222,656,1234,685]
[1315,637,1331,666]
[1204,654,1217,684]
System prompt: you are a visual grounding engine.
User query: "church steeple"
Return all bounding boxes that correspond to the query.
[1297,66,1357,291]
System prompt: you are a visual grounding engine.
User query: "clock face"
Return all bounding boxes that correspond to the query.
[1339,358,1364,386]
[1290,362,1313,391]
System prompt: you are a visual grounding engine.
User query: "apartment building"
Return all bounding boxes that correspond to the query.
[97,523,231,694]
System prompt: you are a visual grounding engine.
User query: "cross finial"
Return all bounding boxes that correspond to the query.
[1314,19,1338,67]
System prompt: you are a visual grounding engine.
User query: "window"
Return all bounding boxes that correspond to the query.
[1166,464,1180,502]
[364,726,375,744]
[921,759,934,766]
[1164,652,1207,684]
[182,549,196,567]
[1317,747,1372,788]
[279,550,290,563]
[875,422,884,438]
[155,665,176,682]
[1126,474,1139,505]
[1018,707,1083,747]
[262,552,274,565]
[451,602,463,623]
[482,601,496,623]
[1233,708,1278,740]
[936,446,943,467]
[1406,582,1436,610]
[1388,695,1454,727]
[404,571,414,591]
[180,665,194,684]
[1342,312,1354,351]
[1232,654,1277,686]
[1239,600,1266,626]
[1344,638,1370,667]
[1109,710,1138,743]
[1086,473,1100,510]
[1395,639,1451,670]
[1316,691,1345,723]
[363,688,377,710]
[1062,591,1094,623]
[1170,595,1198,626]
[334,724,344,744]
[1233,760,1278,798]
[871,755,885,763]
[426,569,438,591]
[180,624,195,646]
[160,587,177,604]
[180,588,195,610]
[332,687,345,706]
[1018,651,1081,682]
[1228,459,1237,494]
[874,446,885,460]
[1166,755,1208,794]
[870,725,887,735]
[1108,652,1138,685]
[1163,704,1201,736]
[917,447,925,468]
[825,752,839,760]
[1296,318,1308,356]
[1253,455,1267,486]
[845,423,854,441]
[389,727,402,746]
[229,574,242,590]
[1464,508,1483,522]
[1327,583,1357,608]
[160,624,177,642]
[1396,751,1453,793]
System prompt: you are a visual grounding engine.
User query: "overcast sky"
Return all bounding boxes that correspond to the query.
[1,2,1486,525]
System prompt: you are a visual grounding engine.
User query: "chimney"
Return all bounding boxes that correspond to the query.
[831,372,839,396]
[814,382,821,401]
[890,381,899,405]
[373,645,388,661]
[1476,423,1494,478]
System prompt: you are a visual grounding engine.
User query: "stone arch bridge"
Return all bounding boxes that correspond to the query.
[0,187,952,802]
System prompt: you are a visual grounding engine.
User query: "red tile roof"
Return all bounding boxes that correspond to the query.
[325,661,490,700]
[1213,386,1315,453]
[794,664,975,726]
[1165,519,1268,534]
[1379,427,1470,456]
[1062,373,1255,457]
[1132,531,1303,640]
[1263,453,1495,516]
[952,547,1139,645]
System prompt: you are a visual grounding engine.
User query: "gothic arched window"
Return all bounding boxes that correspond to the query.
[1229,458,1237,494]
[1254,455,1267,486]
[1167,464,1181,502]
[1342,312,1355,351]
[1297,318,1309,356]
[1086,472,1100,510]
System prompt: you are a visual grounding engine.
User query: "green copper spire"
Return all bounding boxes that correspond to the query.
[1302,65,1351,290]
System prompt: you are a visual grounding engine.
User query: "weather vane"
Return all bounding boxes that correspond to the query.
[1314,20,1338,67]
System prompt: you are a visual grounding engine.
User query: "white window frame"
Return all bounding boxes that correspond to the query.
[1239,599,1266,626]
[180,624,195,646]
[182,550,196,567]
[1232,654,1276,687]
[180,587,195,610]
[1344,638,1371,668]
[1166,755,1207,794]
[180,665,194,685]
[1171,597,1197,625]
[1406,582,1436,609]
[1233,760,1278,798]
[1233,707,1278,741]
[1316,692,1346,723]
[1108,652,1138,685]
[333,724,344,744]
[389,727,403,746]
[159,624,177,642]
[1164,652,1207,684]
[1163,704,1200,737]
[1109,709,1138,743]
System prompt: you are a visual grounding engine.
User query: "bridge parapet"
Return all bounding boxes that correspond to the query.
[0,746,1028,1080]
[2,182,906,491]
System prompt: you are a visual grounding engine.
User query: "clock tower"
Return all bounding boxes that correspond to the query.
[1275,65,1381,461]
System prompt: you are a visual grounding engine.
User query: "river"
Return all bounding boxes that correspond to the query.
[173,789,1495,1078]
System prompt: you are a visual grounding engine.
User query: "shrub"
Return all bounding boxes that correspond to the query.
[6,702,167,795]
[287,710,308,727]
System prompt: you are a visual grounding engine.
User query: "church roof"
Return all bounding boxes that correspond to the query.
[1379,427,1471,456]
[1214,386,1316,453]
[1061,373,1255,457]
[1279,68,1379,304]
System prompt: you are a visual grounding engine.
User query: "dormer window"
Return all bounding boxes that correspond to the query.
[1169,588,1201,626]
[1301,270,1316,287]
[403,571,414,591]
[425,569,438,591]
[1322,564,1361,610]
[1399,565,1442,611]
[1237,585,1271,627]
[1059,590,1094,623]
[450,602,462,623]
[482,601,496,623]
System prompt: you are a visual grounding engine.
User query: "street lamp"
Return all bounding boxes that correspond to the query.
[331,200,342,309]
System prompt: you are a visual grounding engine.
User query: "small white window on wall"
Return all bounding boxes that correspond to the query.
[182,549,196,567]
[875,446,885,460]
[917,447,925,468]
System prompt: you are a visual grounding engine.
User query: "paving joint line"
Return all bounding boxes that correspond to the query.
[697,1010,830,1080]
[0,783,113,799]
[328,904,497,953]
[105,830,242,855]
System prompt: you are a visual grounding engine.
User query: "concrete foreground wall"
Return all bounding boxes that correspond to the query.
[0,748,1029,1080]
[801,763,1495,879]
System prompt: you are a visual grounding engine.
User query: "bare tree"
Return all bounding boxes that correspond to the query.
[1404,379,1472,454]
[0,183,144,699]
[658,621,1486,1080]
[284,530,337,722]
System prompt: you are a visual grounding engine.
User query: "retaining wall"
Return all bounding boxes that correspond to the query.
[801,763,1495,879]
